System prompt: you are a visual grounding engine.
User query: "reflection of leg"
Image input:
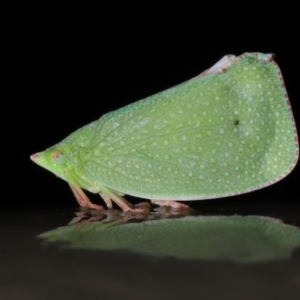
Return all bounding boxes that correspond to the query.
[151,200,189,209]
[69,184,103,210]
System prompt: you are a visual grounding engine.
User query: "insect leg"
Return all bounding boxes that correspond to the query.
[69,184,103,210]
[151,200,189,209]
[100,192,134,212]
[99,187,146,212]
[99,192,113,208]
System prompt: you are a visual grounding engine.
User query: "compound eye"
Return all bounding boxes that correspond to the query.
[51,150,64,164]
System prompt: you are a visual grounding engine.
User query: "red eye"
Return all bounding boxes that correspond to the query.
[51,150,63,163]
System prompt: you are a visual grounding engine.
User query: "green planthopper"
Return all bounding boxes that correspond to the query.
[31,53,299,212]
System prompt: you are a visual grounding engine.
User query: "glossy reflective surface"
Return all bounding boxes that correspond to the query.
[1,201,300,299]
[40,209,300,263]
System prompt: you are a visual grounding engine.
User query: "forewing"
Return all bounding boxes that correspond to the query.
[85,53,298,200]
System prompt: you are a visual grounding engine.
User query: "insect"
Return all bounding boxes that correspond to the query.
[31,53,299,212]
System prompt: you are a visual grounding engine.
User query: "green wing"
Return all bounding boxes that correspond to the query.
[84,53,298,200]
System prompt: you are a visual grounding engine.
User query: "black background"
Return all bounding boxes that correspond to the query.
[4,8,299,210]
